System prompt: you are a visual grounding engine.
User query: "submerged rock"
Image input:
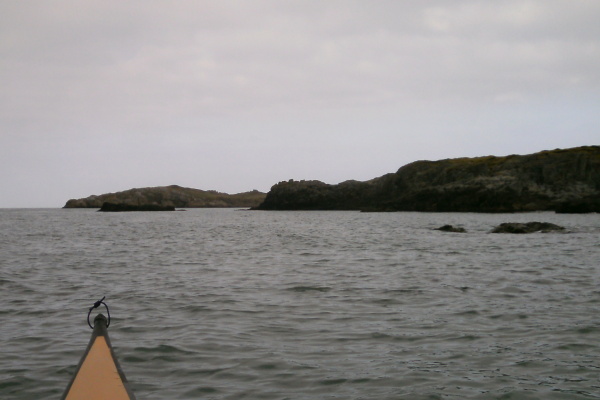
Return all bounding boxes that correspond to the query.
[435,225,466,233]
[491,222,565,234]
[98,202,175,212]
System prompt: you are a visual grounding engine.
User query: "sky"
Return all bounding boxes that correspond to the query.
[1,1,599,207]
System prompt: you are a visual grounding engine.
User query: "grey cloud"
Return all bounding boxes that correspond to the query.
[0,1,598,207]
[3,1,598,115]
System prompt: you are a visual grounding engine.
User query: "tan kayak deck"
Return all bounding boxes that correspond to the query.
[61,314,136,400]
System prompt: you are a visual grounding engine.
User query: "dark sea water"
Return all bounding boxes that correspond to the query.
[1,208,599,400]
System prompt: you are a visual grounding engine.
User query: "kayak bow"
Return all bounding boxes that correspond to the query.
[61,313,136,400]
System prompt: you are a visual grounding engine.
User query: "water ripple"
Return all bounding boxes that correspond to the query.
[1,209,599,399]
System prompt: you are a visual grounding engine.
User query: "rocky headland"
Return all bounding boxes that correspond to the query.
[435,225,467,233]
[490,222,565,234]
[64,185,266,209]
[254,146,600,212]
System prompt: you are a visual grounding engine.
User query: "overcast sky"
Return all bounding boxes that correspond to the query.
[1,1,598,207]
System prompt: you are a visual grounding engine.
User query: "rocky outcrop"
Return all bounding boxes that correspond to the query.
[254,146,600,212]
[99,202,175,212]
[254,179,373,210]
[435,225,466,233]
[555,196,600,214]
[64,185,266,209]
[490,222,565,234]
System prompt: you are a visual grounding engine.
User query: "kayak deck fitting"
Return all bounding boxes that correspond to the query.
[61,299,136,400]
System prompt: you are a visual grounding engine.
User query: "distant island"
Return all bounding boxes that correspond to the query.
[64,146,599,213]
[64,185,266,209]
[254,146,600,213]
[98,202,176,212]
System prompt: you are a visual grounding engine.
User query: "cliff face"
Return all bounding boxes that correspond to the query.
[64,185,266,209]
[255,179,375,210]
[255,146,600,212]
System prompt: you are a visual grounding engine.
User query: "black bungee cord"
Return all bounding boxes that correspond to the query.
[87,296,110,328]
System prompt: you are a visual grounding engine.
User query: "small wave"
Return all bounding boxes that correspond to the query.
[370,297,404,305]
[286,286,332,292]
[452,334,483,341]
[555,343,597,351]
[3,208,600,399]
[134,344,193,355]
[183,386,218,396]
[454,310,480,316]
[254,363,280,370]
[489,313,529,320]
[350,378,372,383]
[383,288,425,294]
[319,378,348,386]
[575,326,600,334]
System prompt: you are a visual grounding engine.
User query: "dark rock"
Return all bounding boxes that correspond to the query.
[254,146,600,212]
[555,196,600,213]
[99,202,175,212]
[254,179,372,210]
[490,222,565,234]
[435,225,466,233]
[64,185,266,209]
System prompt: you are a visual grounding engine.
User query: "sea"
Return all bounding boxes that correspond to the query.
[1,208,599,400]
